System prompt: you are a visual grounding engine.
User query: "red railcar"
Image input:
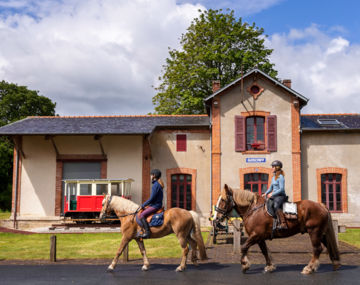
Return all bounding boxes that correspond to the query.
[63,178,134,219]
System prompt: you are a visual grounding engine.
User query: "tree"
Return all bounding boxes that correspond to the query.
[153,9,278,114]
[0,81,56,210]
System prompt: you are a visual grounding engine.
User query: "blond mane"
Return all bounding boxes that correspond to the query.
[109,195,140,213]
[222,187,257,207]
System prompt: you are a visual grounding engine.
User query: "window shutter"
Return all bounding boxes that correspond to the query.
[267,115,277,152]
[235,116,246,152]
[176,134,187,151]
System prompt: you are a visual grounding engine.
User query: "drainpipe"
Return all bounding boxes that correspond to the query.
[13,147,19,229]
[209,104,213,211]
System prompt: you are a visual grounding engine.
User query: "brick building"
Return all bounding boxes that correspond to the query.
[0,69,359,228]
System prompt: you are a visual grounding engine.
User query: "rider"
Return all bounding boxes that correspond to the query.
[263,160,288,230]
[136,169,164,239]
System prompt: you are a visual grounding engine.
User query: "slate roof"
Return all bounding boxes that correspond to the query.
[0,115,210,135]
[204,68,309,106]
[301,114,360,131]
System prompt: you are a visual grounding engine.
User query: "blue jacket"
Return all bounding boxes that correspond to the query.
[265,174,285,197]
[142,180,163,209]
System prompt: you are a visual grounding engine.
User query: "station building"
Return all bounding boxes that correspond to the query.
[0,69,359,228]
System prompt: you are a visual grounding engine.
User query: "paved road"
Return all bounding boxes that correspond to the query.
[1,263,359,285]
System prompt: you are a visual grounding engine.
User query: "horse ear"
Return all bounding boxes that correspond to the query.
[224,184,233,196]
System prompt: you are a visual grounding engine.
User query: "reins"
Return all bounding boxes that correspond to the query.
[104,195,141,220]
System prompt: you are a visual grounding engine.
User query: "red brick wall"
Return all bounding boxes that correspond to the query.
[212,97,221,205]
[291,100,302,202]
[142,136,151,203]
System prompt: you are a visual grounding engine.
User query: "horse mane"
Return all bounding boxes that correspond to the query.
[231,188,257,207]
[110,195,139,213]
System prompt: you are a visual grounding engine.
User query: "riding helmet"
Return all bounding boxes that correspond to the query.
[271,160,283,168]
[150,169,161,179]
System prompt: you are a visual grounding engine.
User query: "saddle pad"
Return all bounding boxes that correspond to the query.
[283,202,297,215]
[136,211,164,227]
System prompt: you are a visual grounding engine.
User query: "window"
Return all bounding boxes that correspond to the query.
[235,115,276,152]
[171,174,192,210]
[321,173,342,212]
[244,173,269,195]
[246,116,265,150]
[176,134,187,152]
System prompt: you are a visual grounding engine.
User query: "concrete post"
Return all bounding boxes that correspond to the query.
[232,219,242,254]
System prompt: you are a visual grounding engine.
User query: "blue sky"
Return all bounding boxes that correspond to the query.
[0,0,359,115]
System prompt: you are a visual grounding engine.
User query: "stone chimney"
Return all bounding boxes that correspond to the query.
[282,79,292,89]
[212,80,221,93]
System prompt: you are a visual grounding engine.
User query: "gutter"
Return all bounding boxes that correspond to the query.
[13,147,19,229]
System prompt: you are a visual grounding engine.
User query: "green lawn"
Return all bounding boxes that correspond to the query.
[339,228,360,248]
[0,232,209,260]
[0,210,10,220]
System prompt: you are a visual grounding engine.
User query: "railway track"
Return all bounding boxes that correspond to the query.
[50,219,120,230]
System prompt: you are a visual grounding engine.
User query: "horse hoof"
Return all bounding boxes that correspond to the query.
[301,266,313,275]
[176,266,184,272]
[142,265,149,271]
[264,265,276,273]
[106,267,114,273]
[333,262,341,271]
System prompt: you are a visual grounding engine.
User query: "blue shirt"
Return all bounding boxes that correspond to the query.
[142,180,163,209]
[265,174,285,197]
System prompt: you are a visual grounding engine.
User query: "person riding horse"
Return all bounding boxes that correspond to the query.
[262,160,288,230]
[136,169,164,239]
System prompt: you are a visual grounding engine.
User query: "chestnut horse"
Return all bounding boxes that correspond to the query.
[99,195,207,272]
[214,184,340,274]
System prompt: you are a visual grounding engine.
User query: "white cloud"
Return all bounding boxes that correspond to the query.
[267,26,360,114]
[178,0,284,15]
[0,0,203,115]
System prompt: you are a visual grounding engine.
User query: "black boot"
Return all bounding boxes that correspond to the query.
[136,218,151,239]
[276,210,288,230]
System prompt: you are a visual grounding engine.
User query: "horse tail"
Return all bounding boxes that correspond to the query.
[323,210,341,270]
[189,211,208,260]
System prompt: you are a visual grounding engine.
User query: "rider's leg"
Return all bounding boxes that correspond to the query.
[274,196,287,230]
[136,206,157,239]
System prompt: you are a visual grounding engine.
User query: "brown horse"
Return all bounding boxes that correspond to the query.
[99,194,207,272]
[214,184,340,274]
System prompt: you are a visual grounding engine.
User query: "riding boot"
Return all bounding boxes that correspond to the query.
[276,210,288,230]
[137,218,151,239]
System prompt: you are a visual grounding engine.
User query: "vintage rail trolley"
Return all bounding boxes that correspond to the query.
[63,178,134,219]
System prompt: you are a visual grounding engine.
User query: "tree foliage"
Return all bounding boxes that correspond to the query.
[0,81,56,210]
[153,9,278,114]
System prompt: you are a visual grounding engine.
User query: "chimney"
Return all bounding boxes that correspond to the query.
[282,79,292,89]
[212,80,220,93]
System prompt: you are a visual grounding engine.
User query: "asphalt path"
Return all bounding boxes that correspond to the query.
[0,263,359,285]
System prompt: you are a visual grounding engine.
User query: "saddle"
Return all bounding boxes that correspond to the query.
[136,207,165,227]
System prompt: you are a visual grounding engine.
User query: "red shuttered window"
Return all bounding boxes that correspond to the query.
[267,115,277,152]
[176,134,187,152]
[235,115,277,152]
[235,116,246,151]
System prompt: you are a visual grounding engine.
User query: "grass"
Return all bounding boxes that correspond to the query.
[0,210,10,220]
[339,228,360,248]
[0,232,209,260]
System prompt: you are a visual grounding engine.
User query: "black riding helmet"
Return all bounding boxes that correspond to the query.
[271,160,283,168]
[150,169,161,179]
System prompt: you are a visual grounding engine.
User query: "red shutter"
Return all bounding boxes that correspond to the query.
[235,116,246,152]
[267,115,277,152]
[176,134,187,151]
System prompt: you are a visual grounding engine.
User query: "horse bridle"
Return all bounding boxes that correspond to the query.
[215,194,236,220]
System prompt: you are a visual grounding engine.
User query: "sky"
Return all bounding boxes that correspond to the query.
[0,0,359,116]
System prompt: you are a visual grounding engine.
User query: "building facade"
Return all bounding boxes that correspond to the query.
[1,69,359,228]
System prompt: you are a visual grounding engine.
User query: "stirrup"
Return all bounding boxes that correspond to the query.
[136,230,150,239]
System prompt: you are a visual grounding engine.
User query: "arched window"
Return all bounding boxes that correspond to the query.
[244,173,269,195]
[171,174,192,210]
[321,173,342,212]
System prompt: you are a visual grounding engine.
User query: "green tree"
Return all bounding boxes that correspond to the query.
[0,81,56,210]
[153,9,278,114]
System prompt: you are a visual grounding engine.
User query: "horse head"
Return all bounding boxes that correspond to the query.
[213,184,235,226]
[99,194,112,222]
